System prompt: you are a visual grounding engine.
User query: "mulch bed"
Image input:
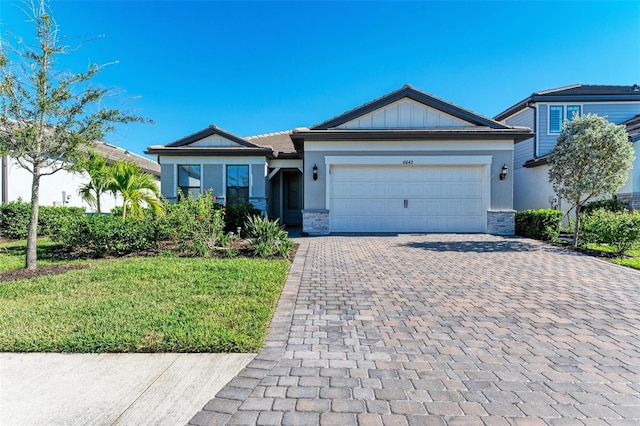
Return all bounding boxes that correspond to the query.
[0,264,91,283]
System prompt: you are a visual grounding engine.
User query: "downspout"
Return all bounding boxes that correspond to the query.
[1,156,7,204]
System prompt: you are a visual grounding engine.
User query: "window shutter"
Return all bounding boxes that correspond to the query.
[549,106,563,133]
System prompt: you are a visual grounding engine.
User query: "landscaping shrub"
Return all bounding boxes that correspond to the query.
[159,191,226,256]
[244,214,293,258]
[580,209,640,255]
[224,203,261,234]
[515,209,564,241]
[51,214,158,257]
[582,198,629,215]
[0,200,85,239]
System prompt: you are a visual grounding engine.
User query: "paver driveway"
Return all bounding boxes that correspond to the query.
[191,234,640,425]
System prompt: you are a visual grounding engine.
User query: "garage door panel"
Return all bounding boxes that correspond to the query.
[330,165,486,232]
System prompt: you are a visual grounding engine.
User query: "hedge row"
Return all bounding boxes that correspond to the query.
[0,200,86,239]
[515,209,564,241]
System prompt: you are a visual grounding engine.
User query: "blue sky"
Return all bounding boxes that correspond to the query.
[1,1,639,158]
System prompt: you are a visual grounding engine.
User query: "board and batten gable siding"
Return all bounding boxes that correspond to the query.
[189,135,242,147]
[582,103,640,125]
[335,98,474,129]
[537,104,556,157]
[504,108,534,169]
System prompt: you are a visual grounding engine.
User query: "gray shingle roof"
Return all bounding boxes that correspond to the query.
[495,84,640,121]
[245,131,297,157]
[311,84,511,130]
[93,143,160,177]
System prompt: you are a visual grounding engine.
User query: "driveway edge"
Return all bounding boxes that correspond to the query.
[188,239,309,425]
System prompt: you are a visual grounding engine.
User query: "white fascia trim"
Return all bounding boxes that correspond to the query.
[305,140,513,152]
[269,159,303,168]
[324,155,493,166]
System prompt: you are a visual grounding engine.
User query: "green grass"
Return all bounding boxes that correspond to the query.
[586,243,640,271]
[0,241,290,353]
[0,238,70,273]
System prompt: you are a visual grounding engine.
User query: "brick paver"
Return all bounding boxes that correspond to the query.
[190,234,640,425]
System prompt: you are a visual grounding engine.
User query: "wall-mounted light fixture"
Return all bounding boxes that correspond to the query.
[499,164,509,181]
[312,164,318,181]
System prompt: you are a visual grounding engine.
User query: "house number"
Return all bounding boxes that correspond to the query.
[402,160,414,165]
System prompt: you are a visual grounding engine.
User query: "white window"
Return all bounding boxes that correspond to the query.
[549,105,581,133]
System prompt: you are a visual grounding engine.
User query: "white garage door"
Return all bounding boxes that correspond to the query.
[330,165,486,232]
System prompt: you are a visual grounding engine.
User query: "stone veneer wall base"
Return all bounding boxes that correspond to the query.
[302,209,330,236]
[487,209,515,236]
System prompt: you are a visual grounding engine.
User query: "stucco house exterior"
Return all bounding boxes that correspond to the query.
[147,85,531,235]
[494,84,640,212]
[0,143,161,213]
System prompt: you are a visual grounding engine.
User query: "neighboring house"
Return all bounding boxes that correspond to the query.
[147,85,531,235]
[494,84,640,212]
[0,143,161,213]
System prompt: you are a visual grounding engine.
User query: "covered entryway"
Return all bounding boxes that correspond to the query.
[268,168,303,226]
[329,165,486,232]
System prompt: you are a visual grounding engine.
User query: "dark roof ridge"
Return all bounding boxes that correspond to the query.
[495,84,640,121]
[311,85,510,130]
[166,124,259,148]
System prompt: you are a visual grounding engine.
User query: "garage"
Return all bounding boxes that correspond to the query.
[329,165,486,232]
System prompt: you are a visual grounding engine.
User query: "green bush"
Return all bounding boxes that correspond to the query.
[515,209,564,241]
[225,203,261,234]
[580,209,640,255]
[0,199,85,239]
[159,191,226,256]
[51,215,158,257]
[582,199,629,215]
[244,215,293,258]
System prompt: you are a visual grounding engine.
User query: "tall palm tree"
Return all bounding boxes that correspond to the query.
[77,151,110,214]
[108,160,163,219]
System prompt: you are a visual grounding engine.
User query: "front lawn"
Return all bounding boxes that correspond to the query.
[585,243,640,271]
[0,241,289,352]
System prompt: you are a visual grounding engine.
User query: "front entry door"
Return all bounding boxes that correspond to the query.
[283,171,302,225]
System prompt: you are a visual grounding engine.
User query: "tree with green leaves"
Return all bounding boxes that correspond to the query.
[77,151,111,215]
[0,0,148,270]
[548,113,634,247]
[108,160,163,220]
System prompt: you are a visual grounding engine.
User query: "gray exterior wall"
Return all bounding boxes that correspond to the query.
[583,103,640,125]
[303,149,514,212]
[538,102,640,156]
[160,164,176,201]
[251,164,266,198]
[537,104,555,156]
[505,108,535,169]
[202,164,223,196]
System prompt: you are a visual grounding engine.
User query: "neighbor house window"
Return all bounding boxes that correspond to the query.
[549,105,581,133]
[178,165,201,197]
[226,165,249,205]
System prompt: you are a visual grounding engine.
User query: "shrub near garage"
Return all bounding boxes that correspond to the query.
[580,209,640,255]
[515,209,564,242]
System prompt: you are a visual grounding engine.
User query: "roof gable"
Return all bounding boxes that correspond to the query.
[312,84,509,130]
[335,98,475,130]
[495,84,640,121]
[166,125,259,148]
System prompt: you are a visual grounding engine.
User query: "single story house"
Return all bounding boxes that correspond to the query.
[494,84,640,212]
[147,85,532,235]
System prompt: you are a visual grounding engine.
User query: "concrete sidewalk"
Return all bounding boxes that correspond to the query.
[0,352,254,425]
